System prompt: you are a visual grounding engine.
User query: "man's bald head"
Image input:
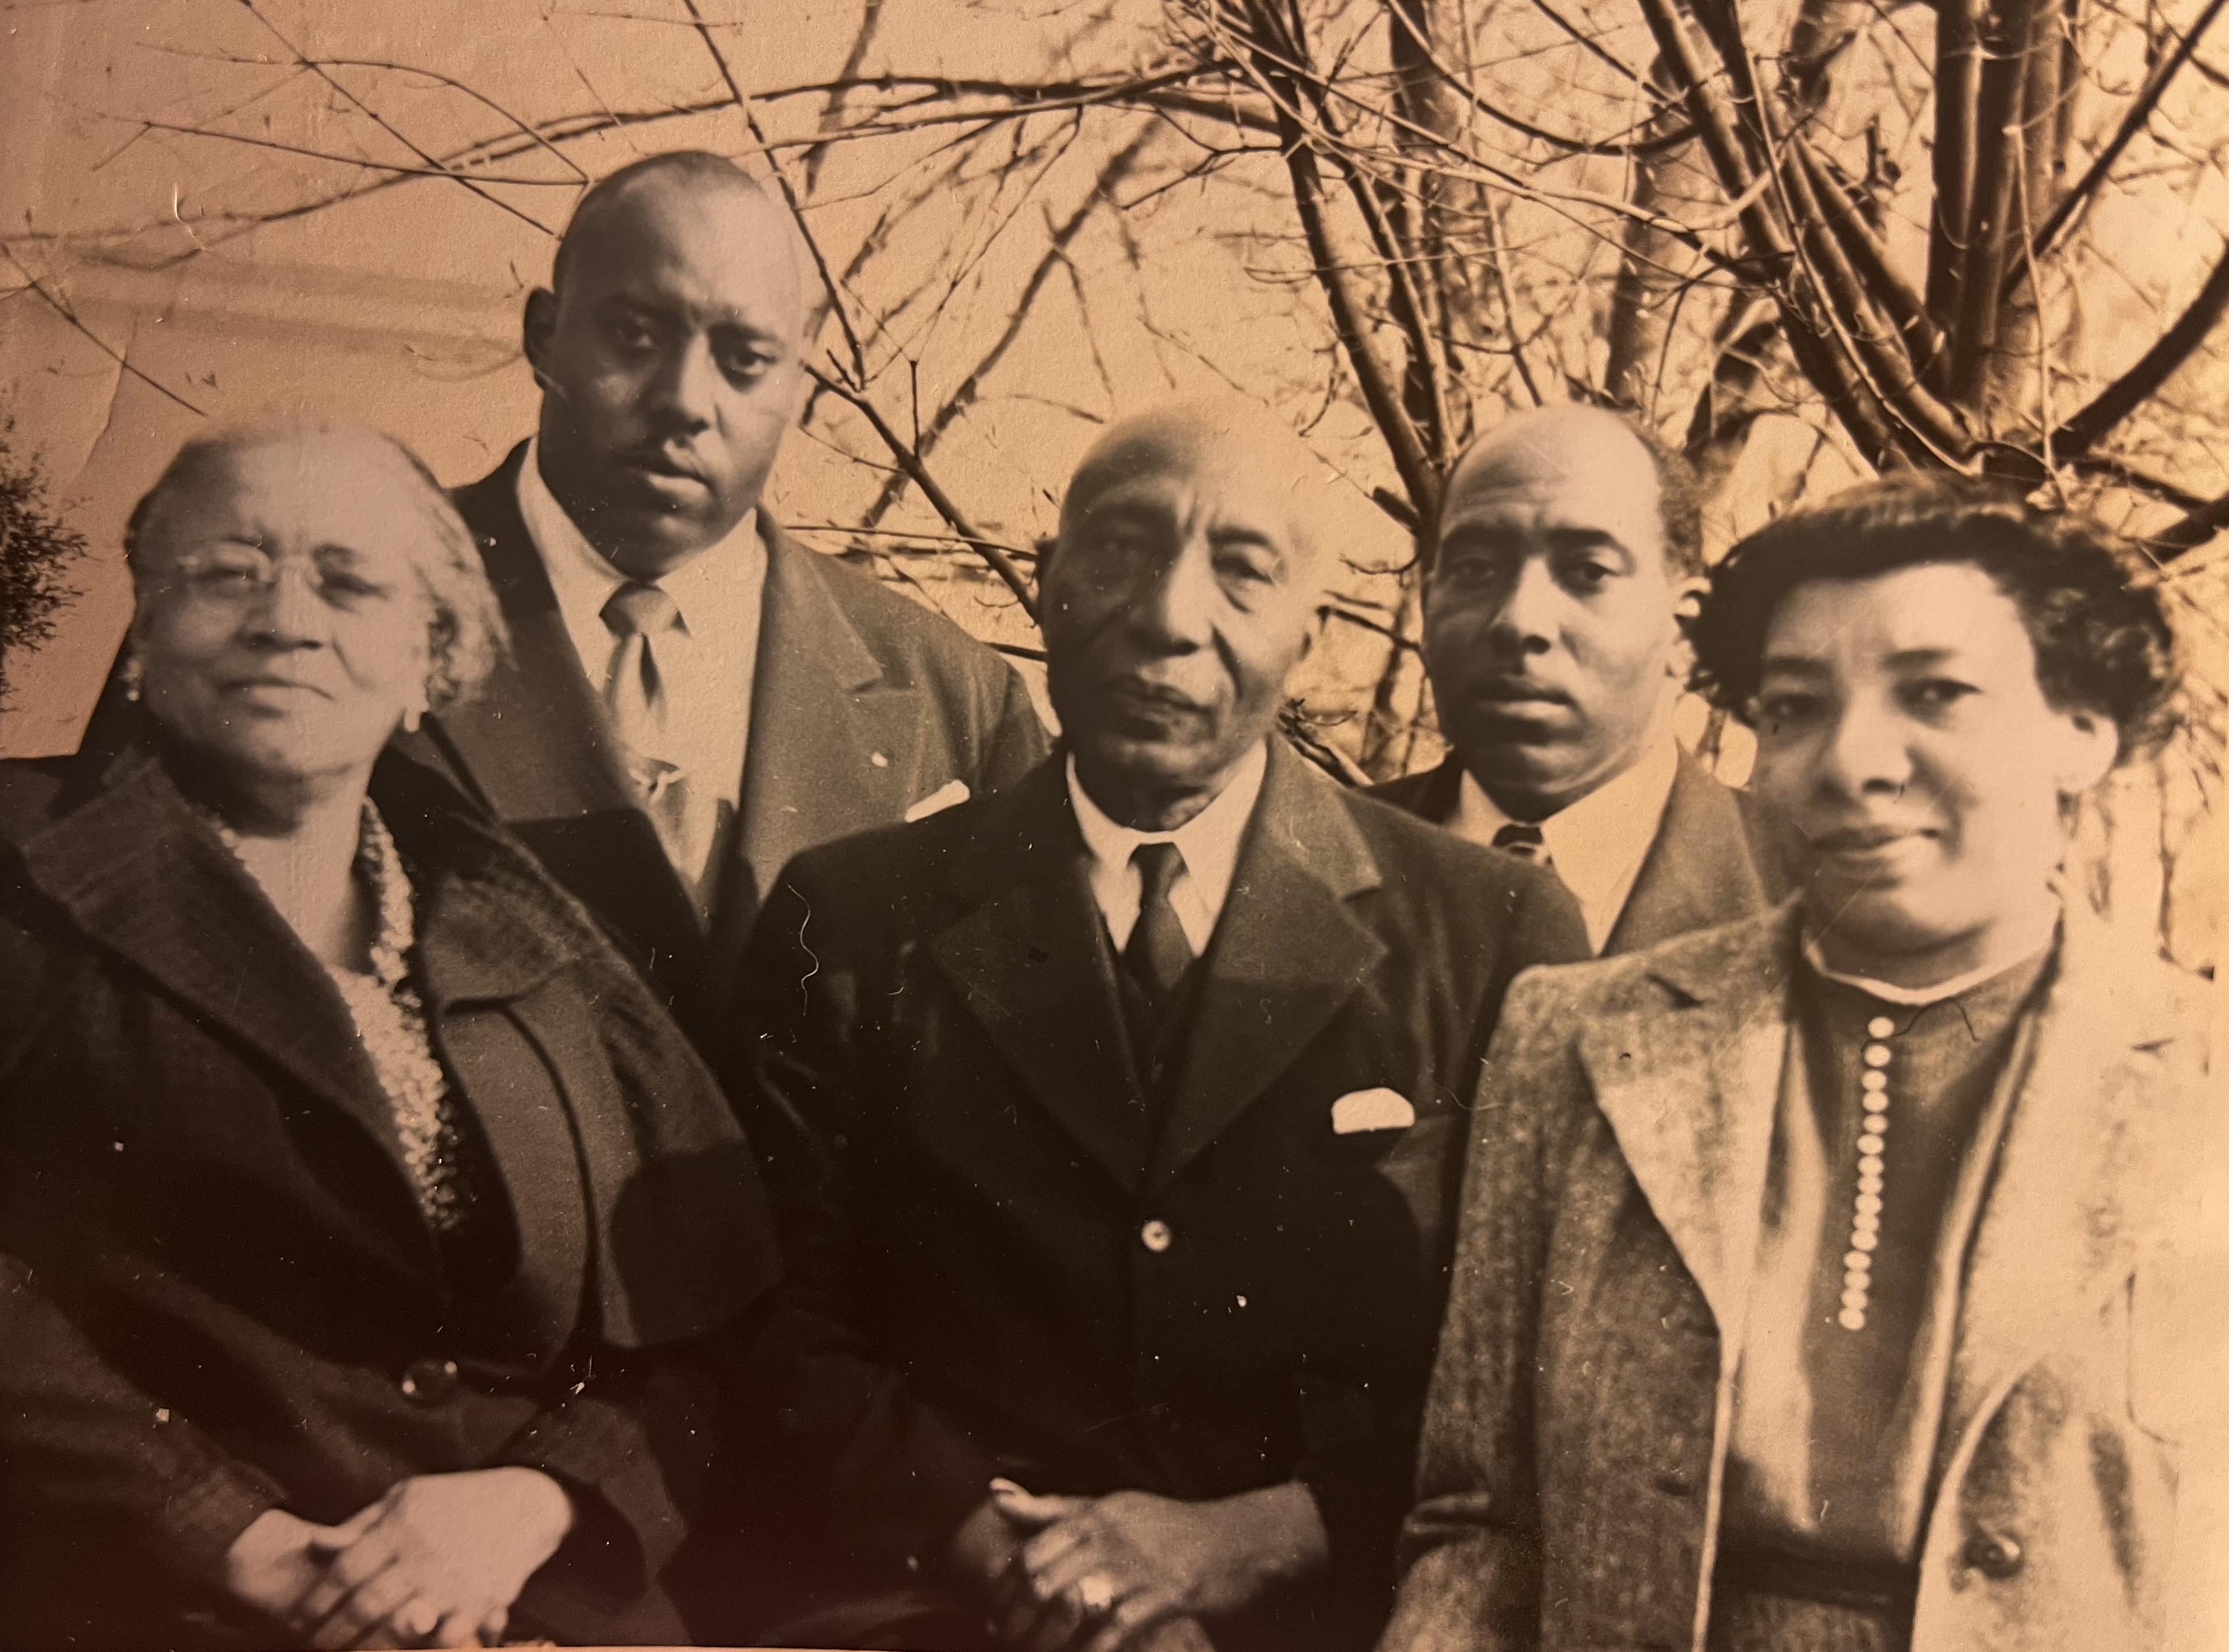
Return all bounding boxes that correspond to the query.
[1043,401,1336,830]
[524,150,806,578]
[1058,401,1338,593]
[1446,404,1699,576]
[549,151,799,322]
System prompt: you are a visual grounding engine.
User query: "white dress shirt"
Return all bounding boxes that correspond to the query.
[517,440,765,885]
[1451,734,1680,954]
[1067,741,1268,955]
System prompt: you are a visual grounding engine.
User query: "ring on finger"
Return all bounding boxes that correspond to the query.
[1075,1573,1117,1616]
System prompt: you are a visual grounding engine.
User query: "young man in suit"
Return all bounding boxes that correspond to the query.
[711,405,1586,1652]
[413,151,1047,1042]
[1368,404,1790,954]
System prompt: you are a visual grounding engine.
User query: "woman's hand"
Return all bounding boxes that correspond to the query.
[293,1467,575,1649]
[995,1482,1328,1652]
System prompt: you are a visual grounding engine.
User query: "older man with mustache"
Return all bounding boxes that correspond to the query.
[706,403,1585,1652]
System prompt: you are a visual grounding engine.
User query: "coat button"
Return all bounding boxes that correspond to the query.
[1961,1528,2024,1580]
[399,1358,460,1405]
[1139,1219,1174,1253]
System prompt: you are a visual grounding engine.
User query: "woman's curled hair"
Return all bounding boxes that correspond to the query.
[1689,471,2178,758]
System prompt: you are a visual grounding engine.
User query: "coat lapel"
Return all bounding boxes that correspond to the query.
[1602,750,1775,956]
[1581,908,1799,1352]
[405,817,593,1367]
[1147,745,1388,1188]
[16,748,436,1275]
[929,760,1150,1192]
[731,529,921,922]
[1933,910,2203,1477]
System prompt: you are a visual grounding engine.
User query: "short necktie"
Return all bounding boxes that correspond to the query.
[601,582,698,883]
[1493,821,1549,864]
[1124,842,1195,1010]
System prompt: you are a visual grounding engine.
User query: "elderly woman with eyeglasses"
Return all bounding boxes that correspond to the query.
[1382,473,2223,1652]
[0,418,784,1650]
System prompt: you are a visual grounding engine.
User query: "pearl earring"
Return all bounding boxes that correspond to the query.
[121,656,144,704]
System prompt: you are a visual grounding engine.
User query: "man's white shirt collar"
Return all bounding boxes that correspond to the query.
[1067,741,1267,955]
[1451,734,1680,954]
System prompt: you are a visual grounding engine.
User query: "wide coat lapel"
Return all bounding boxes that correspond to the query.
[1147,744,1388,1188]
[730,529,924,923]
[1603,751,1778,957]
[929,758,1150,1192]
[16,748,437,1276]
[1579,908,1800,1349]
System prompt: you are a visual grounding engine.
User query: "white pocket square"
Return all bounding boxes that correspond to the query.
[904,779,971,823]
[1331,1088,1416,1134]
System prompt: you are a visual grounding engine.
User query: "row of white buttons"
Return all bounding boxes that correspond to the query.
[1840,1015,1898,1331]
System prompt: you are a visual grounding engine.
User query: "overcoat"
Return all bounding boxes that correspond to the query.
[711,743,1589,1651]
[1382,904,2226,1652]
[409,443,1049,1043]
[1365,747,1796,954]
[0,735,784,1650]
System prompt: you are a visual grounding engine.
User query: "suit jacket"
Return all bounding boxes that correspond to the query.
[410,442,1049,1043]
[1364,747,1796,954]
[1382,904,2225,1652]
[714,743,1589,1651]
[0,734,784,1650]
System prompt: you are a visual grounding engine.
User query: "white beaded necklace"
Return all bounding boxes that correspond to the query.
[206,801,466,1232]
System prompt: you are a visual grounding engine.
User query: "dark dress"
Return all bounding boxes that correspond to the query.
[0,730,784,1649]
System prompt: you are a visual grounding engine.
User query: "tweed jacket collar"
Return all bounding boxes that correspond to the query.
[931,740,1386,1194]
[1580,898,2203,1453]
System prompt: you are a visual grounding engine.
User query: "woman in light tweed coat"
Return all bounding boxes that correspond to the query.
[1382,475,2222,1652]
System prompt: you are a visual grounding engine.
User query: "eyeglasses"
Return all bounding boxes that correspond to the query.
[168,545,402,614]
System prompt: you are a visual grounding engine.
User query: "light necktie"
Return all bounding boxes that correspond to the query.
[1124,842,1196,1013]
[601,582,698,884]
[1492,821,1550,866]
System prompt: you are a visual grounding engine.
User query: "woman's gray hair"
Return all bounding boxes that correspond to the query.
[124,416,508,713]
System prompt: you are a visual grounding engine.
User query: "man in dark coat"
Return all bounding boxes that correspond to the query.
[708,405,1587,1652]
[409,151,1047,1043]
[1368,405,1791,954]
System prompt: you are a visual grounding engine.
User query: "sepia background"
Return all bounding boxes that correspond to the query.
[3,0,2226,967]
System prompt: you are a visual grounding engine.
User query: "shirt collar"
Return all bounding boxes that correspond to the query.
[1066,741,1267,939]
[1452,733,1680,950]
[515,436,762,665]
[1802,909,2062,1007]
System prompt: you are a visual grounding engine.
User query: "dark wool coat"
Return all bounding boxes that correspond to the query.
[706,743,1589,1652]
[1365,747,1798,955]
[1382,905,2225,1652]
[405,443,1049,1049]
[0,737,784,1650]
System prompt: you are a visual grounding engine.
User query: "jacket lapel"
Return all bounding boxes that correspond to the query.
[929,760,1150,1192]
[1581,908,1799,1352]
[732,528,921,921]
[405,812,593,1367]
[1147,745,1388,1188]
[1602,750,1775,957]
[1933,910,2202,1475]
[17,749,436,1275]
